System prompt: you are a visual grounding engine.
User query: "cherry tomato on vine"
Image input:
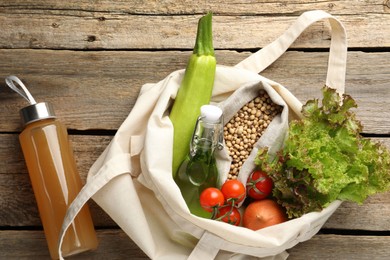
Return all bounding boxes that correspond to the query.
[200,187,225,212]
[246,170,273,200]
[216,205,241,226]
[221,179,246,205]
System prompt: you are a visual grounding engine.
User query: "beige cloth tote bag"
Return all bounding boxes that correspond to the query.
[58,10,347,260]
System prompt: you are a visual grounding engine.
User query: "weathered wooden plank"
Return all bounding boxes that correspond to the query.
[1,133,389,230]
[0,229,389,259]
[0,49,389,134]
[288,234,390,260]
[325,192,390,231]
[0,229,149,259]
[0,10,388,49]
[1,0,387,15]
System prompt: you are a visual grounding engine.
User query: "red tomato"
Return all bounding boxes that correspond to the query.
[221,180,246,205]
[216,205,241,226]
[243,199,287,230]
[246,170,273,200]
[199,188,225,212]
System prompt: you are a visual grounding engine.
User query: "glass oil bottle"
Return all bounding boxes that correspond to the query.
[174,105,224,218]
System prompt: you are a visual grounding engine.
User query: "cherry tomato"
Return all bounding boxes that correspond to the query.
[246,170,273,200]
[216,205,241,226]
[199,187,225,212]
[221,180,246,205]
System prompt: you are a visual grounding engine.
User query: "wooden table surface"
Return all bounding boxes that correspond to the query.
[0,1,389,259]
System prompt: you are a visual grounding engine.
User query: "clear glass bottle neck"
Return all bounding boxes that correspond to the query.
[190,118,223,158]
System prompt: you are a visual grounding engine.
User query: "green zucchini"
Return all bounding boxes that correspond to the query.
[170,13,216,177]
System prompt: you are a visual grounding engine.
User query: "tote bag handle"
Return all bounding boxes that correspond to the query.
[57,154,134,260]
[235,10,347,94]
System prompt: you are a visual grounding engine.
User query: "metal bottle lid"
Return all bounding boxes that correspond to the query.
[20,102,56,126]
[5,76,56,126]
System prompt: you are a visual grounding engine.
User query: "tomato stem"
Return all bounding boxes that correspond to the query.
[211,206,219,219]
[247,177,267,195]
[214,204,234,222]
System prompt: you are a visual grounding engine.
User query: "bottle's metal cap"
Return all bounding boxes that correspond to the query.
[5,76,57,126]
[20,102,56,126]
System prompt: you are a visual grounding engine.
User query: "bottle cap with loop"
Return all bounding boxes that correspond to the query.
[5,76,56,126]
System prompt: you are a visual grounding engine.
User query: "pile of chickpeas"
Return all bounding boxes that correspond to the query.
[224,89,282,179]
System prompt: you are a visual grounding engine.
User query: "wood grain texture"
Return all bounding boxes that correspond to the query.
[0,229,389,259]
[288,234,390,260]
[1,0,387,15]
[0,229,148,259]
[0,50,389,133]
[0,2,389,49]
[325,192,390,231]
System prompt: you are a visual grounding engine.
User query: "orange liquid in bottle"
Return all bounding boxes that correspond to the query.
[19,118,98,259]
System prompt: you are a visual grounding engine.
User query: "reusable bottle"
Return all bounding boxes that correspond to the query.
[5,76,98,259]
[174,105,224,218]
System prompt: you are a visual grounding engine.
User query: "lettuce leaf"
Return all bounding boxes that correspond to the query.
[256,87,390,218]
